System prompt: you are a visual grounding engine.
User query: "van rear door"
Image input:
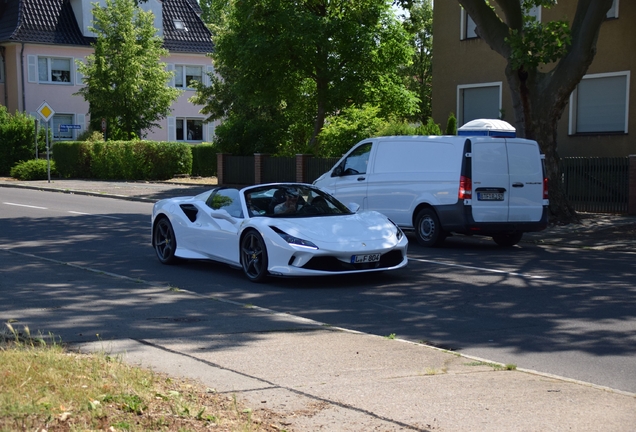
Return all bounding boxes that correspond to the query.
[471,138,544,223]
[506,139,544,222]
[471,139,509,222]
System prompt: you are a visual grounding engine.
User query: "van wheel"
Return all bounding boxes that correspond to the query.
[415,208,446,247]
[493,233,523,247]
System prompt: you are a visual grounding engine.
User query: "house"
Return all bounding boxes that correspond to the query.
[0,0,216,142]
[431,0,634,157]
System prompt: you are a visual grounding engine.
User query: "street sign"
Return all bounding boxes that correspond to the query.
[37,101,55,122]
[101,118,107,132]
[59,124,82,132]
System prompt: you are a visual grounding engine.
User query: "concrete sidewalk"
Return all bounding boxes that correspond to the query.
[2,178,636,431]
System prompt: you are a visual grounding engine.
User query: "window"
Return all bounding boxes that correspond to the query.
[340,143,372,176]
[607,0,619,19]
[38,57,72,83]
[569,71,629,134]
[206,188,243,218]
[52,114,74,140]
[176,118,203,141]
[457,83,502,126]
[460,8,477,40]
[174,65,202,89]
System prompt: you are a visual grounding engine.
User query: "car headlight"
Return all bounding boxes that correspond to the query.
[388,219,404,240]
[271,227,318,249]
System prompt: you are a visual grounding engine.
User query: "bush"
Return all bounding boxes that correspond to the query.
[445,112,457,135]
[10,159,57,180]
[77,130,105,142]
[191,143,218,177]
[317,105,388,157]
[52,141,92,178]
[90,141,192,180]
[0,107,45,176]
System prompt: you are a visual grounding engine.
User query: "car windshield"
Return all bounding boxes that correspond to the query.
[244,185,353,218]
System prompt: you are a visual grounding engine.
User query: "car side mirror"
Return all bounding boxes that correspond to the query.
[332,166,343,177]
[347,202,360,213]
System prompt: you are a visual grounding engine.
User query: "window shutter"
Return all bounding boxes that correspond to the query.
[77,114,86,132]
[204,65,214,86]
[206,121,215,143]
[27,55,37,83]
[168,116,176,141]
[167,64,175,87]
[75,59,84,86]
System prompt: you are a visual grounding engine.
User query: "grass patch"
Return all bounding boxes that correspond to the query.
[385,333,396,340]
[1,324,284,431]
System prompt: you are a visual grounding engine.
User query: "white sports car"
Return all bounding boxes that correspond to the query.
[151,183,408,282]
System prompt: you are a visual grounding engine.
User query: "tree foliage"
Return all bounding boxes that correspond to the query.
[75,0,180,140]
[191,0,418,155]
[457,0,614,223]
[401,0,434,124]
[0,107,46,175]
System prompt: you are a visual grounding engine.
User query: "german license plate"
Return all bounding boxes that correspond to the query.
[477,192,504,201]
[351,253,381,264]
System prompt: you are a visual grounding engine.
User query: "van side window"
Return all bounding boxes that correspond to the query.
[341,143,372,176]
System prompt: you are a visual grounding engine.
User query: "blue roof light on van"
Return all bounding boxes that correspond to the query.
[457,119,516,138]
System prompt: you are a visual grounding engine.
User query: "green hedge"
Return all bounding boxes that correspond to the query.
[52,141,192,181]
[191,143,218,177]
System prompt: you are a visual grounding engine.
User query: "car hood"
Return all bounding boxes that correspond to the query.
[268,212,397,243]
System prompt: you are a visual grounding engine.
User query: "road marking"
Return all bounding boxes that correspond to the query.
[3,202,48,210]
[68,211,121,220]
[409,257,547,279]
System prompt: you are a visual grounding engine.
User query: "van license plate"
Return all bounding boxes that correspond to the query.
[352,253,381,264]
[477,192,504,201]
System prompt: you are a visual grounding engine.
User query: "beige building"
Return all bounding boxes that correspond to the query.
[432,0,633,157]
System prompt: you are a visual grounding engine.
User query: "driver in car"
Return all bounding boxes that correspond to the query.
[274,188,303,214]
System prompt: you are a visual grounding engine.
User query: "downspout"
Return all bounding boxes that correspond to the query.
[0,46,7,108]
[20,42,25,112]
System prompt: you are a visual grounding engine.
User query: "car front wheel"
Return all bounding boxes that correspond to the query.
[492,233,523,247]
[154,217,178,264]
[414,208,446,247]
[241,230,269,282]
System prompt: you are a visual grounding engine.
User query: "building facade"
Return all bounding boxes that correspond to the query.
[0,0,216,142]
[432,0,633,157]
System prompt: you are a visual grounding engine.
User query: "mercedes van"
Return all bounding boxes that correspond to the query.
[313,119,549,247]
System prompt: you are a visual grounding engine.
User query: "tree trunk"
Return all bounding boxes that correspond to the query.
[505,65,579,225]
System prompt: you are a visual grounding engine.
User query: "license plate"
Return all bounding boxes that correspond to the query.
[351,253,381,264]
[477,192,504,201]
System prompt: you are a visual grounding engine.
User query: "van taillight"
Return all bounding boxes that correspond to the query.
[543,177,549,199]
[459,176,472,200]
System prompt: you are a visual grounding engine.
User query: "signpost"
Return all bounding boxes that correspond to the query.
[36,101,55,183]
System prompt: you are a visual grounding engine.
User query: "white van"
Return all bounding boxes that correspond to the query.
[313,119,549,247]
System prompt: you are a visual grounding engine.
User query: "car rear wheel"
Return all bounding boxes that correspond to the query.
[241,230,269,282]
[415,208,446,247]
[154,217,178,264]
[492,233,523,247]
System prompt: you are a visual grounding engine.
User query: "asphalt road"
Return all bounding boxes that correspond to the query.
[1,187,635,394]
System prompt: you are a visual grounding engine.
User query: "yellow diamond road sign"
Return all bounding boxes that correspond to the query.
[37,101,55,122]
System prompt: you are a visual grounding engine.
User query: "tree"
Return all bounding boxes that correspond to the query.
[75,0,180,140]
[456,0,614,223]
[401,0,434,124]
[191,0,418,155]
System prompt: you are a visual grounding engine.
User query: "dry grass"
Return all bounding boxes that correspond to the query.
[0,325,288,432]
